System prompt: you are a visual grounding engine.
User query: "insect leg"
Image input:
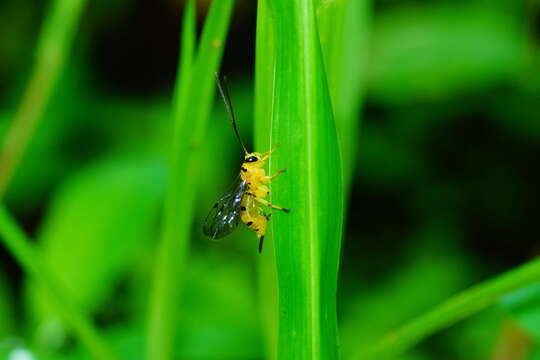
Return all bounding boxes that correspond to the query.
[254,213,268,253]
[258,236,264,253]
[262,168,287,183]
[252,196,290,213]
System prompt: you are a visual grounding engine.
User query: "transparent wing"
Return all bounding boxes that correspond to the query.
[203,177,247,240]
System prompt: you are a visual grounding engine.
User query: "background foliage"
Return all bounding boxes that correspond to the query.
[0,0,539,359]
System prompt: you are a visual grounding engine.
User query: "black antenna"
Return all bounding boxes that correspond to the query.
[215,73,248,154]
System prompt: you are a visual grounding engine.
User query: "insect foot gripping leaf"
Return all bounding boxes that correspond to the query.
[203,75,290,252]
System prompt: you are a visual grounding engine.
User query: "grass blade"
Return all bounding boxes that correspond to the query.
[316,0,347,99]
[173,0,196,118]
[0,0,87,197]
[317,0,372,188]
[363,257,540,359]
[254,0,278,358]
[146,1,235,359]
[0,205,116,360]
[263,1,344,358]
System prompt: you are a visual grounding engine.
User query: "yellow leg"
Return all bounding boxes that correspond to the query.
[262,168,286,183]
[253,196,290,213]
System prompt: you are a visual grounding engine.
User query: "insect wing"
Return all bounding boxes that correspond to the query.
[203,179,247,240]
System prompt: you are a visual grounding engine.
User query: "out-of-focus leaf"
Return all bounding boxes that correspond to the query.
[528,346,540,360]
[147,1,235,358]
[34,251,262,360]
[4,64,87,210]
[489,87,540,141]
[27,154,166,344]
[0,271,14,338]
[0,0,36,81]
[341,224,481,359]
[369,4,526,104]
[358,124,424,184]
[176,252,262,359]
[445,309,504,360]
[5,62,169,211]
[501,281,540,341]
[317,0,371,189]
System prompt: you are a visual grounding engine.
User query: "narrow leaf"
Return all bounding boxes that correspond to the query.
[146,1,235,359]
[0,0,87,197]
[254,1,279,358]
[266,1,344,359]
[364,257,540,359]
[0,205,117,360]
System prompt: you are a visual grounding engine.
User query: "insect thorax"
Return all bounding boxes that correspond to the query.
[240,163,265,183]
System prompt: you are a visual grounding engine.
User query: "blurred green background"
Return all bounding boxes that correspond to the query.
[1,0,539,359]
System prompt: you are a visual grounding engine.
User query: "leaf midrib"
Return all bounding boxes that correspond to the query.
[300,1,321,358]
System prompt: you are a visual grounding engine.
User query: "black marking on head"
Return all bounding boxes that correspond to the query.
[240,206,246,211]
[283,208,291,213]
[241,167,247,172]
[246,221,253,226]
[245,156,258,163]
[254,229,259,232]
[258,236,264,253]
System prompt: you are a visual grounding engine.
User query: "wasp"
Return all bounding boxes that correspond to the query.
[203,74,290,252]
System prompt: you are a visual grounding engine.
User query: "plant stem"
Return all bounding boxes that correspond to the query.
[146,3,195,359]
[364,257,540,359]
[0,0,86,198]
[0,205,116,360]
[146,1,235,359]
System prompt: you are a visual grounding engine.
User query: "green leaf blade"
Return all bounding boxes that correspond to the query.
[0,0,87,197]
[146,1,235,359]
[501,281,540,341]
[254,0,279,358]
[364,257,540,360]
[0,205,117,360]
[266,1,344,359]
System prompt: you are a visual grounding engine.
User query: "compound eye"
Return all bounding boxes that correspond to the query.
[245,156,258,163]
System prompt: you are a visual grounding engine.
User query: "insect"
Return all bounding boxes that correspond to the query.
[203,74,290,252]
